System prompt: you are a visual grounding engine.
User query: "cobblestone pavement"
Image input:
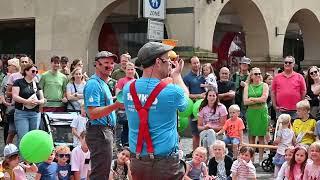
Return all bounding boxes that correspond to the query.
[0,127,273,179]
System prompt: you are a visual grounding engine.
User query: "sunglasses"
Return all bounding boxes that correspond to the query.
[284,61,293,65]
[254,73,261,76]
[58,154,70,158]
[31,70,38,74]
[310,71,318,76]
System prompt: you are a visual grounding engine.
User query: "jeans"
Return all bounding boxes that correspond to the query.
[86,124,113,180]
[14,109,40,145]
[276,110,296,123]
[130,154,184,180]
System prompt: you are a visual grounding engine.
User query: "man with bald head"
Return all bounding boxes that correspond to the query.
[218,67,236,110]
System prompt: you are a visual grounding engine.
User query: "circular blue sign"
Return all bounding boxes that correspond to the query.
[149,0,161,9]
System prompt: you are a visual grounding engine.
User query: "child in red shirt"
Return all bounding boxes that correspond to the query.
[217,104,245,159]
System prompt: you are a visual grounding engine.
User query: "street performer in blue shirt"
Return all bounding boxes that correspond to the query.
[84,51,123,179]
[123,42,189,180]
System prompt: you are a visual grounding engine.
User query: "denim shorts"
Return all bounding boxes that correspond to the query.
[273,153,285,166]
[223,136,240,145]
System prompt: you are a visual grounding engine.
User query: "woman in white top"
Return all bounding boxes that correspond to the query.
[66,68,86,112]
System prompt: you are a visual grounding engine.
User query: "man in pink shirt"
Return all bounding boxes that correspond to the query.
[271,56,306,119]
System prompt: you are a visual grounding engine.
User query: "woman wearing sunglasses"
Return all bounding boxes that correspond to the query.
[12,64,45,145]
[305,66,320,118]
[243,67,269,164]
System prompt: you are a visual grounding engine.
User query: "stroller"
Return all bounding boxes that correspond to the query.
[41,112,78,148]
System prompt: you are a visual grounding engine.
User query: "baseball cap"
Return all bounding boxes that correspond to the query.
[8,58,20,69]
[3,144,19,158]
[137,42,174,68]
[61,56,69,63]
[95,51,119,63]
[240,56,251,65]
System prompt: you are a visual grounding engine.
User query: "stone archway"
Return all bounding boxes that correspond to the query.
[211,0,269,69]
[86,0,126,74]
[283,8,320,67]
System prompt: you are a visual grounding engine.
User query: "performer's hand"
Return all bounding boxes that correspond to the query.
[114,101,124,109]
[171,56,184,76]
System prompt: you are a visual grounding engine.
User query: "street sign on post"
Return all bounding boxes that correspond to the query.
[143,0,165,20]
[147,19,164,40]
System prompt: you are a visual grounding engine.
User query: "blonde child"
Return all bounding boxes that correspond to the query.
[208,140,233,179]
[36,150,58,180]
[231,146,256,180]
[276,146,295,180]
[55,145,73,180]
[109,147,132,180]
[2,144,38,180]
[217,104,245,159]
[292,100,316,146]
[303,142,320,179]
[273,114,296,177]
[184,147,209,180]
[284,146,308,180]
[200,63,217,92]
[70,100,88,147]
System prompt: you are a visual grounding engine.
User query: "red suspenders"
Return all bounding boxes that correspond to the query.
[129,80,168,159]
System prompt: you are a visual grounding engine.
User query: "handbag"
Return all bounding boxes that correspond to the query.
[23,81,39,110]
[67,82,81,112]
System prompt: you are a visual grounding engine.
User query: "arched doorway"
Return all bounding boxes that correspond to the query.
[87,0,168,73]
[283,9,320,70]
[212,0,269,73]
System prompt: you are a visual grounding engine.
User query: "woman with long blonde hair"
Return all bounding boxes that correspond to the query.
[243,67,269,163]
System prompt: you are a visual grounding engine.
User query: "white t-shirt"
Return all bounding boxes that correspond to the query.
[276,128,294,155]
[205,73,217,91]
[70,115,87,147]
[71,146,91,179]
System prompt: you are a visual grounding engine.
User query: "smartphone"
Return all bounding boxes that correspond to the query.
[85,159,90,164]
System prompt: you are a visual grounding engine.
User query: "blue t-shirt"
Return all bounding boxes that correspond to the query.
[123,78,188,156]
[57,164,72,180]
[84,74,116,126]
[37,162,58,180]
[183,71,205,94]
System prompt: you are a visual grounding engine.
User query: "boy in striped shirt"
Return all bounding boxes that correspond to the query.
[231,146,256,180]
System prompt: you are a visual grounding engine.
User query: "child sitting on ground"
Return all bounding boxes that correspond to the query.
[70,100,88,147]
[71,131,91,180]
[2,144,38,179]
[292,100,316,146]
[231,146,256,180]
[276,146,295,180]
[36,150,58,180]
[55,145,73,180]
[303,141,320,179]
[109,146,132,180]
[284,146,308,180]
[184,147,210,180]
[217,104,245,159]
[208,140,233,179]
[273,114,296,178]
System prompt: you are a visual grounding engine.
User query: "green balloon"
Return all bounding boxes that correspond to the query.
[178,98,194,118]
[178,117,189,133]
[193,99,203,117]
[116,90,123,103]
[19,130,54,163]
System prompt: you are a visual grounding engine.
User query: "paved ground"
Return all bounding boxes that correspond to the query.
[0,127,273,179]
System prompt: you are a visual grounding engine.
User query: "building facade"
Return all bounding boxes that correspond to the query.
[0,0,320,73]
